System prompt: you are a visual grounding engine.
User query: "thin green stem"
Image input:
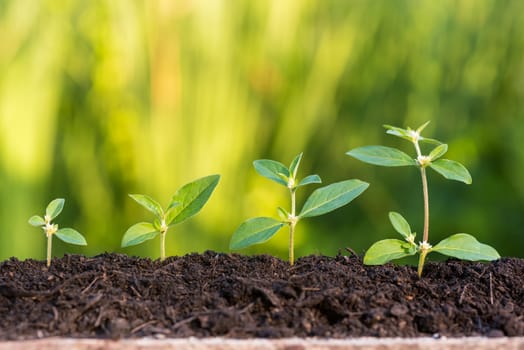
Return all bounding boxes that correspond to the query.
[417,248,428,277]
[47,234,52,267]
[289,188,297,265]
[160,231,166,261]
[420,167,429,243]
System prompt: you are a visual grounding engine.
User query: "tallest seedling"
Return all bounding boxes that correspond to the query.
[347,122,499,276]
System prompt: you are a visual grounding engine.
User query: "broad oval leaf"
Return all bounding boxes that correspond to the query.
[46,198,65,220]
[28,215,45,227]
[297,174,322,188]
[429,159,472,184]
[389,212,412,239]
[428,144,448,161]
[121,222,159,247]
[299,179,369,218]
[230,217,284,250]
[167,175,220,226]
[129,194,164,219]
[346,146,416,167]
[363,239,417,265]
[253,159,290,186]
[55,228,87,246]
[289,153,303,179]
[432,233,500,261]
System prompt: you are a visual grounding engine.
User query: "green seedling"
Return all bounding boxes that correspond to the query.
[28,198,87,267]
[121,174,220,261]
[347,122,500,277]
[229,153,369,265]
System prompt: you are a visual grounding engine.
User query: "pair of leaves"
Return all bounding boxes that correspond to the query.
[364,212,500,265]
[28,198,87,246]
[121,175,220,248]
[253,153,322,189]
[229,179,369,250]
[346,145,472,184]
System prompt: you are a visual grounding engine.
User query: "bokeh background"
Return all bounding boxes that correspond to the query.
[1,0,523,262]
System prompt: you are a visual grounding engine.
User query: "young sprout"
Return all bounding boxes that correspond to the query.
[28,198,87,267]
[229,153,369,265]
[121,175,220,261]
[347,122,500,277]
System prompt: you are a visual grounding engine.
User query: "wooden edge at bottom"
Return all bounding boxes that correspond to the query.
[0,337,523,350]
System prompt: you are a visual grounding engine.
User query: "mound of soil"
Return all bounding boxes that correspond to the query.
[0,251,522,340]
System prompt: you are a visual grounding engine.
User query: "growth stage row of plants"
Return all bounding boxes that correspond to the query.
[29,122,500,277]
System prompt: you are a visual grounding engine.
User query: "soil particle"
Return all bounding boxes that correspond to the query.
[0,251,522,340]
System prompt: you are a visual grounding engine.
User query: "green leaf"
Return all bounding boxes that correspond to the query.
[28,215,45,227]
[253,159,290,186]
[419,137,442,145]
[289,153,303,179]
[121,222,159,247]
[299,179,369,218]
[276,207,289,221]
[428,144,448,161]
[55,228,87,246]
[46,198,65,220]
[363,239,417,265]
[389,212,412,240]
[297,174,322,188]
[432,233,500,261]
[429,159,472,184]
[347,146,416,167]
[167,175,220,226]
[129,194,164,219]
[384,125,413,142]
[416,121,431,134]
[230,217,285,250]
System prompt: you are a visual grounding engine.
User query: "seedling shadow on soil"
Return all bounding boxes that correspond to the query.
[0,251,522,340]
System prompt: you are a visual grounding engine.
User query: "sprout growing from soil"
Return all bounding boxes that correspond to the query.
[229,152,369,265]
[347,121,500,277]
[28,198,87,267]
[121,175,220,261]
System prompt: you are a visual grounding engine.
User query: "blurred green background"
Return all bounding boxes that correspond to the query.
[1,0,523,262]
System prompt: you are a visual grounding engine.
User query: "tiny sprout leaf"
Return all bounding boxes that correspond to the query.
[230,217,285,250]
[121,222,159,247]
[297,174,322,188]
[289,153,303,179]
[416,121,431,134]
[389,212,412,240]
[419,137,442,145]
[46,198,65,220]
[277,207,289,221]
[432,233,500,261]
[28,215,45,227]
[347,146,416,167]
[253,159,290,186]
[363,239,417,265]
[129,194,164,219]
[168,175,220,226]
[429,159,472,184]
[384,125,413,142]
[299,179,369,218]
[429,144,448,161]
[55,228,87,246]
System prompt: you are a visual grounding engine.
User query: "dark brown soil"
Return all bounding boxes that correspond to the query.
[0,251,522,340]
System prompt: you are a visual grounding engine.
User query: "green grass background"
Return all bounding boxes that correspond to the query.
[1,0,523,261]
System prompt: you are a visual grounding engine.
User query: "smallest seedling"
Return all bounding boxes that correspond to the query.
[28,198,87,267]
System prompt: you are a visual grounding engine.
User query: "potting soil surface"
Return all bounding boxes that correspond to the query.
[0,251,522,340]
